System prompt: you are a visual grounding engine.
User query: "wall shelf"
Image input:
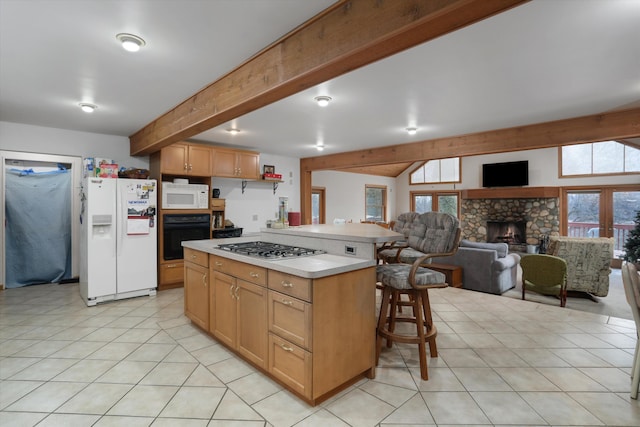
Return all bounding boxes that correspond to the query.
[242,179,284,194]
[461,186,560,200]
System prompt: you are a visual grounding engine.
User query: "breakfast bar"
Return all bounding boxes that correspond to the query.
[181,223,401,405]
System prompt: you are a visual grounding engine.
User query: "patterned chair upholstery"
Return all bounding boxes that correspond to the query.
[547,237,614,297]
[375,212,461,380]
[377,212,419,263]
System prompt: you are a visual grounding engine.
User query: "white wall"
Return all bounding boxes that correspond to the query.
[0,121,150,169]
[312,170,397,223]
[210,153,300,233]
[395,147,640,216]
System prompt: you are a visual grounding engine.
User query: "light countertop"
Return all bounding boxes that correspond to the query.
[261,223,402,243]
[182,239,374,279]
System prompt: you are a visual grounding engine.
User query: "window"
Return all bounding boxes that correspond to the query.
[561,141,640,177]
[365,185,387,222]
[410,191,460,217]
[410,157,461,184]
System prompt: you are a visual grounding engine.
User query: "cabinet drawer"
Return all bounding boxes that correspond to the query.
[184,248,208,268]
[160,262,184,284]
[268,290,312,350]
[268,333,312,399]
[268,270,311,302]
[211,255,266,286]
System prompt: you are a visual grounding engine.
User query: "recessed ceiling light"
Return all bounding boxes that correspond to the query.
[406,127,417,135]
[227,128,240,135]
[314,96,332,107]
[116,33,146,52]
[79,102,97,113]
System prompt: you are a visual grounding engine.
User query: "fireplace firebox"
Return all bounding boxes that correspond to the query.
[487,221,526,245]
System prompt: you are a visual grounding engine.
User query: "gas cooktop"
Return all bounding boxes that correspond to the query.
[217,241,325,259]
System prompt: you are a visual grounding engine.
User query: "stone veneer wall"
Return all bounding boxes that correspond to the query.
[461,197,560,246]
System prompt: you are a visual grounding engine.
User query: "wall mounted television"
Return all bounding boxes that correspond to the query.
[482,160,529,188]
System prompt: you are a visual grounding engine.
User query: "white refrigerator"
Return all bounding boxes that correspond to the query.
[79,178,158,306]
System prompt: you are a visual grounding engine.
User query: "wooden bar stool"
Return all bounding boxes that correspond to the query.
[374,212,461,381]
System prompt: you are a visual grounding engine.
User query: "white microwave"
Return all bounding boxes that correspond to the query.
[162,183,209,209]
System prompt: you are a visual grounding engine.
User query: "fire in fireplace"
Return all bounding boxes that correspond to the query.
[487,221,526,244]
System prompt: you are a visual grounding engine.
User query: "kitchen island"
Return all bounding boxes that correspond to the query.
[181,223,401,405]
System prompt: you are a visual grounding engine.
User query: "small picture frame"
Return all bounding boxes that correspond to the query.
[263,165,275,175]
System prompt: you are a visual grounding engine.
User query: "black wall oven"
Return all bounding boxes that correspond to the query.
[163,213,211,260]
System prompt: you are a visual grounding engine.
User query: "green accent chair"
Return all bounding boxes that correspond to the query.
[521,254,568,307]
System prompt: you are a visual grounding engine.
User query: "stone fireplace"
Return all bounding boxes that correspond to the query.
[459,191,560,250]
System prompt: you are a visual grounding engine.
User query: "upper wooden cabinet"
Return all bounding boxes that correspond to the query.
[212,148,259,180]
[159,142,213,176]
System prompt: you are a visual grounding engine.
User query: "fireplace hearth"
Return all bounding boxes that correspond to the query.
[487,221,526,245]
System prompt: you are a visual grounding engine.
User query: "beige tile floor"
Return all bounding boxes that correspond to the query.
[1,282,640,426]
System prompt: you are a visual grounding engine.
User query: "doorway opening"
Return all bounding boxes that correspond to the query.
[1,151,82,289]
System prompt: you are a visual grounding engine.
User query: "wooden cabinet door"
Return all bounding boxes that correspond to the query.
[237,151,260,179]
[184,262,209,330]
[212,148,237,178]
[236,279,268,368]
[188,144,212,176]
[211,271,236,346]
[160,143,189,175]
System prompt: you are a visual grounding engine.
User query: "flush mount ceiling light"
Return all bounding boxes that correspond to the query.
[314,96,332,107]
[227,128,240,135]
[79,102,97,113]
[316,141,325,151]
[116,33,146,52]
[406,127,418,135]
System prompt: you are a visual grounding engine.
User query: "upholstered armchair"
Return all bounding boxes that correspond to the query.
[547,236,614,297]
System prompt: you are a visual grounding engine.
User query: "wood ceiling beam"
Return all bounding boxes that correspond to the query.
[129,0,528,155]
[300,107,640,172]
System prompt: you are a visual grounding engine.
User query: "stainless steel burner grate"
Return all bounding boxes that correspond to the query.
[217,241,324,259]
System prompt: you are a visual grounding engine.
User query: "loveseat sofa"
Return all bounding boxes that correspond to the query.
[432,240,521,295]
[547,236,614,297]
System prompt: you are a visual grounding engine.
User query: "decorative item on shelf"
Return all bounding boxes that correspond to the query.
[118,168,150,179]
[262,165,282,180]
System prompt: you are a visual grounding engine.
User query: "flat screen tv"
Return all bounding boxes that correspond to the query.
[482,160,529,188]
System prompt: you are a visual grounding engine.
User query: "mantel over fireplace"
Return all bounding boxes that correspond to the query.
[462,187,560,199]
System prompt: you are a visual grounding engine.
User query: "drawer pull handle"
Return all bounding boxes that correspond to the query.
[202,274,207,286]
[215,262,223,267]
[281,299,293,306]
[229,284,234,298]
[280,344,294,352]
[191,254,197,259]
[250,272,259,278]
[234,285,239,299]
[281,281,293,288]
[166,264,177,268]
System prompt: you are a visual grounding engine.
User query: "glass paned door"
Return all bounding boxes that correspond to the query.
[564,185,640,261]
[311,187,325,224]
[566,191,601,238]
[413,194,432,213]
[612,190,640,260]
[438,194,458,217]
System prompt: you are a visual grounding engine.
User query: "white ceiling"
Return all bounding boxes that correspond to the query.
[1,0,639,161]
